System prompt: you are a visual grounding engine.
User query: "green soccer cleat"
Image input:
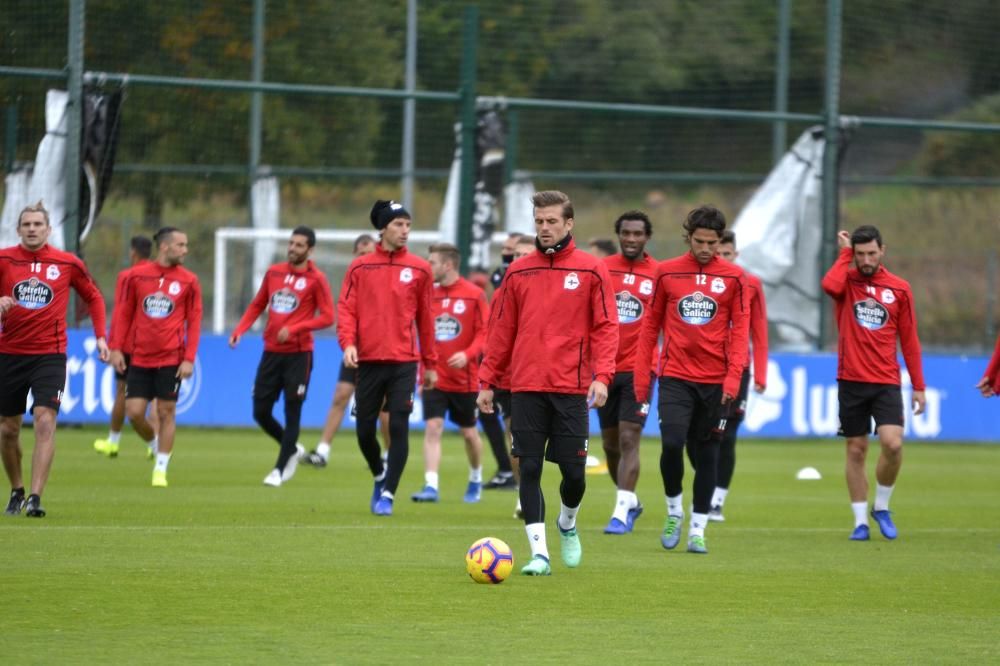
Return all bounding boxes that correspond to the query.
[687,534,708,554]
[152,470,168,488]
[559,525,582,568]
[661,515,683,550]
[93,439,119,458]
[520,555,551,576]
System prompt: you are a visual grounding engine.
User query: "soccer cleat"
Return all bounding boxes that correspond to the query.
[626,503,644,532]
[146,445,156,461]
[708,505,726,522]
[93,438,118,457]
[520,555,552,576]
[302,451,328,468]
[373,495,394,516]
[661,515,683,550]
[263,469,282,487]
[870,509,898,540]
[151,470,168,488]
[411,485,440,503]
[370,477,386,512]
[463,481,482,504]
[280,444,305,483]
[687,534,708,554]
[603,517,628,535]
[24,495,46,518]
[559,525,582,568]
[484,473,517,490]
[4,489,26,516]
[850,524,870,541]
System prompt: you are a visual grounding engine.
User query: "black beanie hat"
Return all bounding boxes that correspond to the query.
[370,199,410,230]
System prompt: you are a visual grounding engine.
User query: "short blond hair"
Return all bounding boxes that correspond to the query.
[531,190,574,220]
[18,200,50,227]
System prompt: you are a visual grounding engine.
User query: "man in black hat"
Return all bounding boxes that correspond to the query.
[337,200,438,516]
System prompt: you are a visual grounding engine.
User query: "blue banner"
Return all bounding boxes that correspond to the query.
[52,331,998,442]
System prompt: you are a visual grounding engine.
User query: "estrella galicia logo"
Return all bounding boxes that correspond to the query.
[142,292,175,319]
[853,298,889,330]
[13,278,54,310]
[270,288,300,314]
[677,291,717,325]
[615,291,644,324]
[435,314,461,341]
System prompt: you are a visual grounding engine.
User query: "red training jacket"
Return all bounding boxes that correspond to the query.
[111,261,203,368]
[745,272,769,388]
[821,247,925,390]
[337,244,437,370]
[484,281,512,391]
[480,237,618,395]
[604,252,659,373]
[108,260,153,355]
[634,252,750,402]
[431,276,489,392]
[231,260,334,353]
[984,334,1000,394]
[0,243,106,354]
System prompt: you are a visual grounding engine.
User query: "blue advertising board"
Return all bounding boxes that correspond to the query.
[53,330,998,442]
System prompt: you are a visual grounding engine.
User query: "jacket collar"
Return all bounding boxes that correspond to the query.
[375,243,408,259]
[536,233,575,257]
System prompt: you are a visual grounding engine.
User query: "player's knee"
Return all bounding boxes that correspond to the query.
[0,417,20,442]
[518,456,543,483]
[252,400,272,424]
[881,437,903,456]
[125,401,147,422]
[660,431,686,451]
[845,438,868,462]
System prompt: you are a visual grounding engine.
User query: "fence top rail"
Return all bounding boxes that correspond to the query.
[845,114,1000,134]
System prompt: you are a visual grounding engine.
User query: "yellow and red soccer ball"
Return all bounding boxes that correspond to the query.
[465,537,514,584]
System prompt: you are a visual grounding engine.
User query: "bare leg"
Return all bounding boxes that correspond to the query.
[29,407,58,496]
[319,381,354,444]
[616,421,643,492]
[845,435,869,503]
[156,401,177,454]
[0,415,24,489]
[460,425,483,470]
[109,380,127,432]
[423,418,444,475]
[875,425,903,487]
[601,426,620,485]
[125,397,156,443]
[147,399,160,436]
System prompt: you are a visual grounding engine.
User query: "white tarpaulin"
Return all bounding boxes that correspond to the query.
[0,170,31,248]
[28,90,71,249]
[251,174,281,293]
[732,127,825,350]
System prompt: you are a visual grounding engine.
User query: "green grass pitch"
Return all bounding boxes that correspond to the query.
[4,427,999,664]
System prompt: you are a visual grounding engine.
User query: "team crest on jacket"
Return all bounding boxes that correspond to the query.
[143,292,175,319]
[435,314,461,341]
[46,265,60,280]
[639,279,653,295]
[168,281,181,296]
[453,299,466,314]
[400,267,413,283]
[881,288,895,305]
[710,277,726,294]
[853,298,889,330]
[270,288,300,314]
[615,291,644,324]
[678,291,718,325]
[13,278,54,310]
[294,277,307,291]
[564,272,580,290]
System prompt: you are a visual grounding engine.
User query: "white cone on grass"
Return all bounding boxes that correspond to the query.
[796,466,822,480]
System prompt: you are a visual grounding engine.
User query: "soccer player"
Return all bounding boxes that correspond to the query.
[1,202,108,517]
[588,238,616,258]
[489,232,524,292]
[975,333,1000,398]
[303,234,390,468]
[93,235,159,459]
[634,205,750,555]
[411,243,489,504]
[478,190,618,576]
[229,226,334,486]
[598,210,657,535]
[110,226,203,488]
[338,199,437,516]
[704,230,769,522]
[821,226,926,541]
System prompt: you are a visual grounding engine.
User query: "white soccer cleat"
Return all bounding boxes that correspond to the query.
[263,469,282,487]
[281,444,305,482]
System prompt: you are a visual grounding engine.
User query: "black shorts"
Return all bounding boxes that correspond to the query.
[253,351,313,403]
[722,368,752,422]
[596,371,649,429]
[658,376,726,447]
[337,360,357,385]
[422,388,478,427]
[837,380,904,437]
[355,362,417,421]
[0,353,66,416]
[510,392,590,464]
[494,388,512,418]
[114,353,132,382]
[126,365,181,402]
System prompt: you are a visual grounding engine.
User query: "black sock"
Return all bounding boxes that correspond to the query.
[11,487,24,496]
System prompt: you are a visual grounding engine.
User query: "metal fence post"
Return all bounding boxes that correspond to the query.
[456,5,479,274]
[248,0,265,226]
[65,0,85,257]
[772,0,791,165]
[504,108,519,229]
[401,0,418,211]
[3,104,16,172]
[818,0,842,349]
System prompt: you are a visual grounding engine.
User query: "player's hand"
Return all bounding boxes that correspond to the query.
[0,296,14,313]
[423,368,438,390]
[912,390,926,415]
[177,360,194,380]
[276,326,290,343]
[636,402,650,419]
[228,334,240,348]
[477,389,495,414]
[721,391,735,405]
[343,345,358,368]
[975,376,995,398]
[587,380,608,408]
[753,383,765,394]
[110,350,127,373]
[837,230,851,249]
[95,337,110,363]
[446,351,468,369]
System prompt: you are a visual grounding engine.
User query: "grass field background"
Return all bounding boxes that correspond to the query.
[4,427,999,664]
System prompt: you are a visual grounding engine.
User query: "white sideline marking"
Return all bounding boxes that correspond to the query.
[13,525,1000,534]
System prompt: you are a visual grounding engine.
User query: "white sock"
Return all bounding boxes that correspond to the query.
[711,487,729,508]
[557,502,580,531]
[612,490,637,523]
[690,512,709,538]
[424,471,439,490]
[316,442,331,460]
[666,493,684,518]
[154,452,170,472]
[149,436,159,454]
[380,490,394,501]
[852,501,869,527]
[873,484,894,512]
[469,466,482,483]
[108,431,121,444]
[525,523,548,559]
